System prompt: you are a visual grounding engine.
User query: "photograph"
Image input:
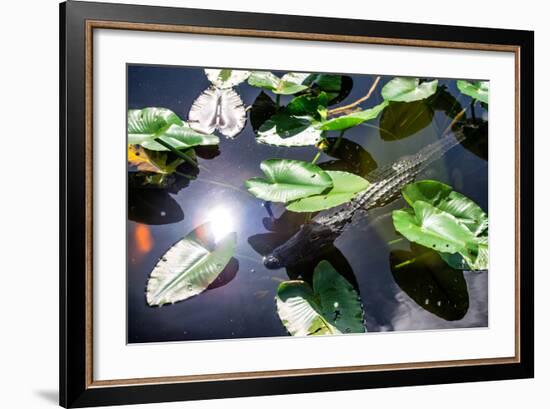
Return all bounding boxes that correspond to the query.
[126,65,490,343]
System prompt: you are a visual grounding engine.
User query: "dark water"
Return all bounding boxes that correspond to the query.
[127,65,488,343]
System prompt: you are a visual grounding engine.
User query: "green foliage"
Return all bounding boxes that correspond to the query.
[128,107,219,151]
[256,113,323,147]
[393,180,488,270]
[245,159,333,202]
[146,223,236,306]
[247,71,310,95]
[286,171,370,212]
[276,261,365,336]
[382,77,438,102]
[317,101,389,131]
[204,68,250,88]
[456,80,489,104]
[286,92,329,118]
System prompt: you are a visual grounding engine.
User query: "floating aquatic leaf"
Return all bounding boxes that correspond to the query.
[456,80,489,104]
[286,171,370,212]
[204,69,250,88]
[317,101,388,131]
[286,92,329,118]
[256,113,323,147]
[303,74,353,104]
[382,77,438,102]
[146,223,236,306]
[276,260,365,336]
[379,100,434,141]
[248,71,310,95]
[128,107,219,151]
[245,159,333,203]
[393,180,488,270]
[392,201,479,255]
[188,86,247,138]
[402,180,488,236]
[128,145,185,174]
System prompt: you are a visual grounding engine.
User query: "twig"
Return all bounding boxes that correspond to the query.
[328,76,381,116]
[442,107,467,135]
[311,150,322,164]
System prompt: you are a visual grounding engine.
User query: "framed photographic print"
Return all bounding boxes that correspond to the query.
[60,1,534,407]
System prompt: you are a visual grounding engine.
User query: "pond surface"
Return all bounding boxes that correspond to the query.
[127,65,488,343]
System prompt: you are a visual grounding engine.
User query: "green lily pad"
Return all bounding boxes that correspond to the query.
[402,180,488,236]
[204,69,251,88]
[248,71,310,95]
[392,201,479,255]
[382,78,438,102]
[245,159,333,203]
[276,260,365,336]
[286,92,329,118]
[256,113,323,147]
[146,223,236,306]
[456,80,489,104]
[128,107,219,151]
[394,180,489,270]
[317,101,389,131]
[303,74,353,104]
[286,171,370,212]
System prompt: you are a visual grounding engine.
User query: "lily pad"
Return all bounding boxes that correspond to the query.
[317,101,389,131]
[303,74,353,104]
[402,180,488,236]
[392,201,479,255]
[188,87,247,139]
[256,113,323,147]
[286,171,370,212]
[128,145,185,174]
[276,260,365,336]
[382,78,438,102]
[393,180,489,270]
[146,223,237,306]
[248,71,310,95]
[245,159,333,203]
[286,92,329,118]
[204,69,250,88]
[456,80,489,104]
[128,107,219,151]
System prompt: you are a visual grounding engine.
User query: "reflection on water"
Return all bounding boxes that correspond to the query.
[127,65,488,343]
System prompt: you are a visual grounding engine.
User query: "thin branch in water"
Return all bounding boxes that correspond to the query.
[442,107,467,135]
[328,76,381,116]
[311,150,322,164]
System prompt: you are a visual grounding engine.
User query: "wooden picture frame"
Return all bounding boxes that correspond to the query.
[60,1,534,407]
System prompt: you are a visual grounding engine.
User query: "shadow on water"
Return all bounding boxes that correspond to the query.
[389,243,470,321]
[320,137,378,177]
[128,189,184,225]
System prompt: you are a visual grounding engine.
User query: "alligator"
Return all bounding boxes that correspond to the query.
[262,122,473,269]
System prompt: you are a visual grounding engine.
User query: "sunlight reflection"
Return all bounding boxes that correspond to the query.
[206,206,235,243]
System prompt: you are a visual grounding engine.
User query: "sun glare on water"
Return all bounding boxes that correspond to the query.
[206,206,236,243]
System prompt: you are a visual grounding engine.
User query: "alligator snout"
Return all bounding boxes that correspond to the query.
[263,254,283,269]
